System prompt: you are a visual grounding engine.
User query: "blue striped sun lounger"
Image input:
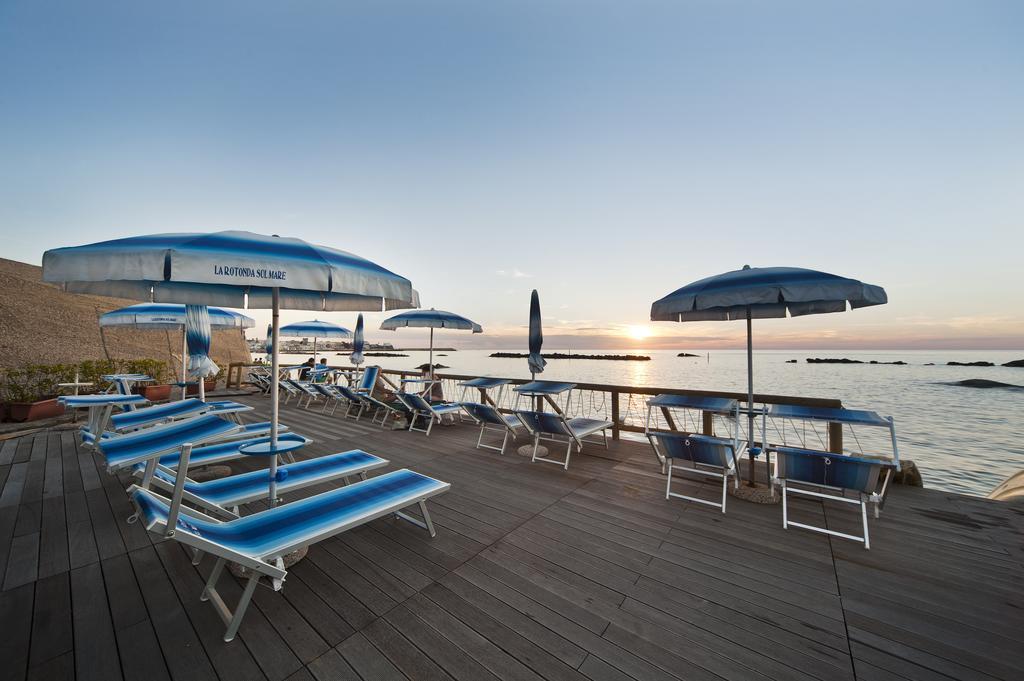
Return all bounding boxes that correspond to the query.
[770,445,897,549]
[109,398,210,432]
[142,448,389,517]
[133,432,310,477]
[398,391,463,436]
[97,414,242,472]
[648,432,740,513]
[128,468,451,641]
[514,410,612,470]
[460,402,524,455]
[59,393,150,443]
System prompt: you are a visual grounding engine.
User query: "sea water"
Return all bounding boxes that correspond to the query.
[276,349,1024,497]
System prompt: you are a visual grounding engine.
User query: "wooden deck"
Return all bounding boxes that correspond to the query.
[1,394,1022,681]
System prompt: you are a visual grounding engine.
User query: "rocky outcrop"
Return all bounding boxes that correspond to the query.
[947,361,995,367]
[947,379,1023,389]
[489,352,651,361]
[1002,359,1024,368]
[0,258,250,372]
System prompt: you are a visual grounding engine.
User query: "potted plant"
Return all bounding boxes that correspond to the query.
[2,364,74,422]
[123,359,172,401]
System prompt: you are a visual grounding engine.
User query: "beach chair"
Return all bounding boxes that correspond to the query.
[354,365,380,396]
[128,468,451,641]
[135,432,309,475]
[140,448,389,518]
[513,410,612,470]
[765,404,900,549]
[312,383,350,415]
[278,379,302,404]
[362,392,412,428]
[398,391,463,436]
[97,414,244,473]
[648,432,740,513]
[109,398,216,432]
[286,380,322,408]
[644,394,742,474]
[59,393,150,444]
[460,402,524,455]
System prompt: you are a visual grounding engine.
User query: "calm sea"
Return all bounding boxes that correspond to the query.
[278,349,1024,497]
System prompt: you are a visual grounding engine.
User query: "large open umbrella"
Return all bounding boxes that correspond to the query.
[650,265,887,489]
[350,313,365,366]
[100,303,254,400]
[44,230,418,506]
[279,319,351,364]
[380,308,482,380]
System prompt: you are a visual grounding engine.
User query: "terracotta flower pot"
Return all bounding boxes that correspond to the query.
[135,384,173,401]
[9,398,65,422]
[186,379,218,396]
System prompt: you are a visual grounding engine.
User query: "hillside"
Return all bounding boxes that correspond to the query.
[0,258,251,372]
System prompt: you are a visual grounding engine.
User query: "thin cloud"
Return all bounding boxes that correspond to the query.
[496,268,532,279]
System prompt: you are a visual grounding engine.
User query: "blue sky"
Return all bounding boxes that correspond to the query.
[1,1,1021,349]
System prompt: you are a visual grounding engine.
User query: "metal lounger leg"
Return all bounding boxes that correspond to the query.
[394,500,438,537]
[782,480,788,529]
[861,496,870,550]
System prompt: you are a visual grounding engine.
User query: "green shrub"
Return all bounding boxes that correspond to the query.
[1,358,169,403]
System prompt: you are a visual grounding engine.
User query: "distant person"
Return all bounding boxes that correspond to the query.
[315,357,329,383]
[299,357,314,380]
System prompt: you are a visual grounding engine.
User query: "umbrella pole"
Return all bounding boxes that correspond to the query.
[180,329,188,401]
[313,336,317,365]
[429,327,434,382]
[270,287,280,507]
[746,307,756,487]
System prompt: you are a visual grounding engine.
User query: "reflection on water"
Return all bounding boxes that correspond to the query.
[278,349,1024,497]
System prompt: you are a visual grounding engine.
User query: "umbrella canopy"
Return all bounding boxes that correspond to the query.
[650,265,887,488]
[100,303,254,400]
[528,289,546,376]
[43,230,418,507]
[380,309,482,379]
[279,319,352,364]
[99,303,254,330]
[351,314,365,366]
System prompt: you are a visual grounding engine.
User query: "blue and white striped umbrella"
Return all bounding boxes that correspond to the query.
[279,320,351,364]
[528,289,546,376]
[99,303,254,330]
[43,230,418,507]
[351,314,365,366]
[100,303,254,400]
[650,265,887,488]
[264,324,274,359]
[381,309,482,378]
[185,304,219,388]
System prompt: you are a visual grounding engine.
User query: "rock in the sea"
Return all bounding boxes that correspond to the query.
[1003,359,1024,368]
[948,379,1023,389]
[947,361,995,367]
[677,353,700,358]
[892,460,923,487]
[785,359,798,363]
[807,358,863,364]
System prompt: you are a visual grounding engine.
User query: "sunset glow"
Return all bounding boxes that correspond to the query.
[627,325,651,341]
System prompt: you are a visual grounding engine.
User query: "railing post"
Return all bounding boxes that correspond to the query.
[828,422,843,453]
[702,410,714,436]
[610,390,620,440]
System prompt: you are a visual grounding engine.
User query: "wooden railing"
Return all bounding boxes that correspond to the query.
[226,362,846,452]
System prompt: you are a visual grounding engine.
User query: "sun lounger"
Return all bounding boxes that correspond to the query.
[58,393,150,443]
[134,432,309,474]
[355,365,380,395]
[128,468,451,641]
[398,391,463,436]
[460,402,524,455]
[514,410,612,469]
[97,414,242,472]
[765,404,900,549]
[287,380,324,409]
[141,448,389,517]
[108,397,252,432]
[644,394,742,473]
[312,383,350,414]
[648,432,740,512]
[278,379,301,404]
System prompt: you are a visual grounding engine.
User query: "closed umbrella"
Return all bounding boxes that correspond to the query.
[279,319,351,364]
[350,313,365,366]
[651,265,887,490]
[99,303,254,400]
[528,289,546,378]
[45,230,418,507]
[380,308,482,381]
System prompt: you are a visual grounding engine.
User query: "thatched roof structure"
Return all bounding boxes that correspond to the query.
[0,257,251,373]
